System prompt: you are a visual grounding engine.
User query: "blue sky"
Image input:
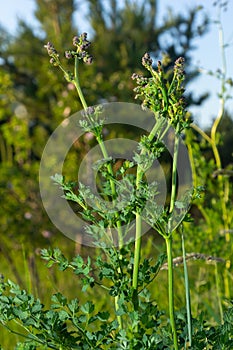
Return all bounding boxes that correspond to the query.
[1,0,233,128]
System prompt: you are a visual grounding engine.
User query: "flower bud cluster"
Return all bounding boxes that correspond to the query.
[64,33,93,64]
[80,105,104,137]
[132,55,190,132]
[131,73,149,102]
[142,52,153,69]
[174,57,185,80]
[44,42,60,66]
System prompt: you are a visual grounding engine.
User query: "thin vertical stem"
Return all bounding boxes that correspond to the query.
[181,231,192,347]
[74,57,88,109]
[166,236,178,350]
[132,212,142,307]
[132,120,164,311]
[115,295,123,330]
[210,9,231,297]
[169,135,179,214]
[73,57,124,247]
[73,58,124,329]
[215,263,223,324]
[166,132,179,350]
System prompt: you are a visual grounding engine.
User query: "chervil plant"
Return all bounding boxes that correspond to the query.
[0,33,233,350]
[43,35,192,349]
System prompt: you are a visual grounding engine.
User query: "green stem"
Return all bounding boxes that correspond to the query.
[165,236,178,350]
[73,57,88,109]
[97,135,124,248]
[169,134,179,214]
[132,211,142,308]
[3,322,50,347]
[95,144,124,327]
[72,57,124,329]
[73,56,123,247]
[132,120,164,311]
[115,295,123,330]
[181,230,192,347]
[191,123,212,144]
[209,15,230,246]
[215,262,223,323]
[97,138,117,198]
[166,132,179,350]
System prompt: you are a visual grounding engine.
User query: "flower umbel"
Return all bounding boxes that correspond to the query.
[132,54,190,132]
[44,42,60,66]
[64,33,93,64]
[44,33,93,70]
[44,33,93,92]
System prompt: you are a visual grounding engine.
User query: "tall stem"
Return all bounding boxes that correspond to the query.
[166,236,178,350]
[73,57,123,247]
[215,263,223,323]
[73,57,88,109]
[132,120,164,311]
[166,132,179,350]
[169,135,179,213]
[73,57,124,328]
[132,212,142,313]
[181,230,192,347]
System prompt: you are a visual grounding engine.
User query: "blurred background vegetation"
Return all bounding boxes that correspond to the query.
[0,0,232,347]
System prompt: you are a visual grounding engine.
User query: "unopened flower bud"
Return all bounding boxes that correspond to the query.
[131,73,139,80]
[65,50,73,59]
[174,57,185,76]
[44,42,57,56]
[80,42,91,51]
[73,36,79,46]
[86,106,95,115]
[157,60,162,73]
[80,32,87,40]
[84,55,93,64]
[49,57,59,66]
[142,52,153,67]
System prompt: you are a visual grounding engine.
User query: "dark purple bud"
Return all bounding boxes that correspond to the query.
[73,36,79,46]
[44,42,53,49]
[65,50,73,59]
[44,42,57,56]
[80,42,91,51]
[131,73,147,86]
[131,73,139,80]
[80,32,88,40]
[142,52,153,67]
[49,57,59,66]
[174,57,185,76]
[157,60,162,72]
[86,106,95,115]
[84,55,93,64]
[81,106,95,118]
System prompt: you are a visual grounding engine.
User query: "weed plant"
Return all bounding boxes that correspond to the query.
[0,24,233,350]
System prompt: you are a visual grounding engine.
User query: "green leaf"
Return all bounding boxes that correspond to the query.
[51,173,64,185]
[96,311,110,321]
[46,260,55,268]
[51,293,67,307]
[80,301,94,314]
[67,299,79,314]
